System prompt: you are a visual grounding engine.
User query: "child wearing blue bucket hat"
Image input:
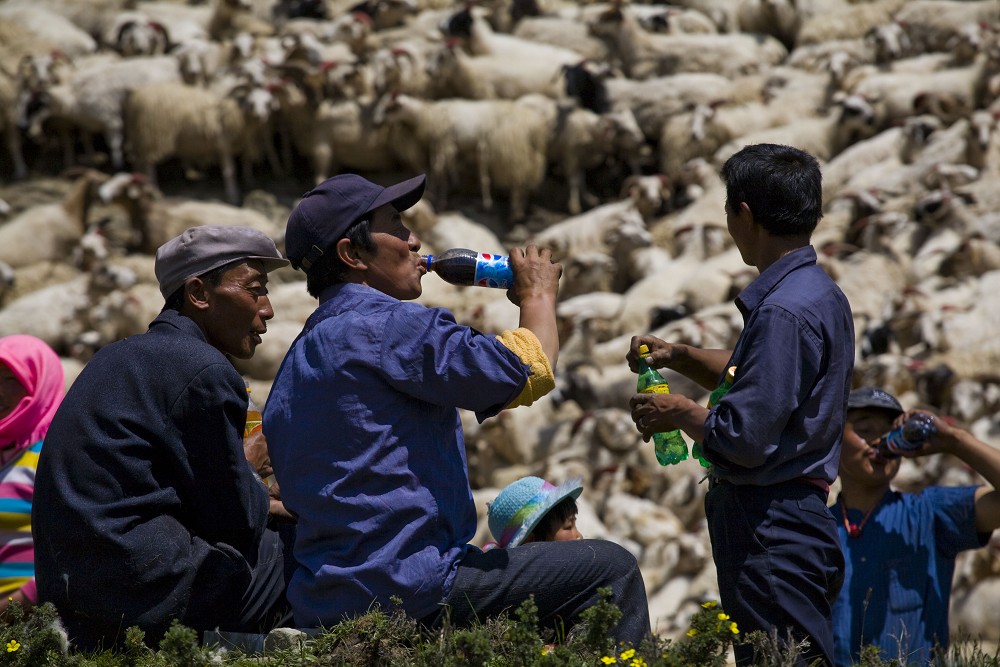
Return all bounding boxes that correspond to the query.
[486,476,584,549]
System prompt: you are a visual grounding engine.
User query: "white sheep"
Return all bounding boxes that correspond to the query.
[894,0,1000,54]
[588,4,787,80]
[658,98,792,182]
[424,42,565,101]
[379,93,550,221]
[512,16,610,62]
[270,77,409,183]
[96,172,283,254]
[713,93,878,166]
[0,69,27,180]
[25,56,182,171]
[124,80,266,204]
[0,6,97,59]
[441,5,584,65]
[522,95,646,215]
[0,170,109,268]
[795,0,906,46]
[736,0,800,50]
[606,72,756,142]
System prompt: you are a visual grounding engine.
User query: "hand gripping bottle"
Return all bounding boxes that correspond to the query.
[636,344,688,465]
[877,412,936,459]
[422,248,514,289]
[691,365,736,468]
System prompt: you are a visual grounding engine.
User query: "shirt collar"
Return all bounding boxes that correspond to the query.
[735,245,818,318]
[150,308,209,344]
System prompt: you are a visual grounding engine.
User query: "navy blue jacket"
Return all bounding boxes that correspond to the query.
[33,310,268,648]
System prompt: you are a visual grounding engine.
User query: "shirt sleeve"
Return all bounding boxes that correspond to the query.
[924,486,989,558]
[378,305,530,419]
[495,328,554,408]
[703,304,823,471]
[174,365,268,559]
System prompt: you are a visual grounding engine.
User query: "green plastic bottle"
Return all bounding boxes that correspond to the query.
[636,344,688,466]
[691,366,736,468]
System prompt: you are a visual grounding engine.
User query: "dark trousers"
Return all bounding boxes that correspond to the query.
[706,481,844,667]
[222,526,295,633]
[428,539,650,647]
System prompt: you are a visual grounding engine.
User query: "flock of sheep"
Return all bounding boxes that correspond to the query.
[2,0,1000,647]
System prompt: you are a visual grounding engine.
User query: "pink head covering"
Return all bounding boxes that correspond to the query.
[0,335,64,452]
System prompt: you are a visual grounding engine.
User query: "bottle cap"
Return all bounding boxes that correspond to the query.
[639,344,649,355]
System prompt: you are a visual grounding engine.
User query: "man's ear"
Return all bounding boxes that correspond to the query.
[335,237,368,270]
[184,277,211,311]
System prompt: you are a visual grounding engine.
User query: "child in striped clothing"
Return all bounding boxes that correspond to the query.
[0,335,64,612]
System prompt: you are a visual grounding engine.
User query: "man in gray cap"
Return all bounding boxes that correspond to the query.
[34,225,293,650]
[264,173,650,645]
[830,386,1000,665]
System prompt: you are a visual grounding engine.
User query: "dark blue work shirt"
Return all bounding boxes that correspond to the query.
[830,487,986,666]
[702,245,854,485]
[264,283,530,627]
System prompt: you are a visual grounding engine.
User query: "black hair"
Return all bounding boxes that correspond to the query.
[527,496,578,543]
[720,143,823,237]
[304,218,376,298]
[162,259,240,312]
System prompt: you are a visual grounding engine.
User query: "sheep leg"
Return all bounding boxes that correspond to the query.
[219,149,241,205]
[241,154,255,189]
[106,125,125,171]
[510,189,526,223]
[264,132,284,178]
[568,169,584,215]
[430,149,450,211]
[312,143,333,185]
[477,137,493,211]
[4,126,27,180]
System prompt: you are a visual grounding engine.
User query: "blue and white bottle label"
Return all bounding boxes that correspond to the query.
[473,253,513,289]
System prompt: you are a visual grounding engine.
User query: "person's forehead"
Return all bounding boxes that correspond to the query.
[848,407,897,423]
[219,259,269,281]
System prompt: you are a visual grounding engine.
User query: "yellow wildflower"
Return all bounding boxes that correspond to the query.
[730,622,740,635]
[701,600,717,609]
[620,648,636,660]
[601,657,618,664]
[6,640,19,652]
[630,658,646,667]
[686,629,698,637]
[717,612,729,621]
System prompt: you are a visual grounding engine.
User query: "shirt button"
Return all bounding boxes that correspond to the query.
[860,557,866,563]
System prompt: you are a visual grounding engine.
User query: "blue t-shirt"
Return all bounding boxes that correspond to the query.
[264,283,530,626]
[702,246,855,485]
[830,486,987,666]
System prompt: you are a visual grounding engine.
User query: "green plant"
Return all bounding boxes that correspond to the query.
[2,594,999,666]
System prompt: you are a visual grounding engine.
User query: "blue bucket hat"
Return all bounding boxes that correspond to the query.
[284,173,426,272]
[487,476,583,548]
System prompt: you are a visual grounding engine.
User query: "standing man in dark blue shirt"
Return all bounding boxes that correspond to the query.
[627,143,854,666]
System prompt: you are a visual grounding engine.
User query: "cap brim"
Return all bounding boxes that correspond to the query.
[369,174,426,215]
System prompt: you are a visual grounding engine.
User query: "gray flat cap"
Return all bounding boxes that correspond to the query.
[155,225,289,299]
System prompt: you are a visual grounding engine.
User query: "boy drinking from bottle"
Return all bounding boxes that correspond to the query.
[830,387,1000,666]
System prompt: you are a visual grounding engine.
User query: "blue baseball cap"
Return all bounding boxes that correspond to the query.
[847,387,903,415]
[284,173,426,272]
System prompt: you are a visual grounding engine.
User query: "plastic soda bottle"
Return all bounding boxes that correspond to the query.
[877,412,936,459]
[635,344,688,465]
[422,248,514,288]
[691,365,736,468]
[244,383,273,487]
[244,383,263,439]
